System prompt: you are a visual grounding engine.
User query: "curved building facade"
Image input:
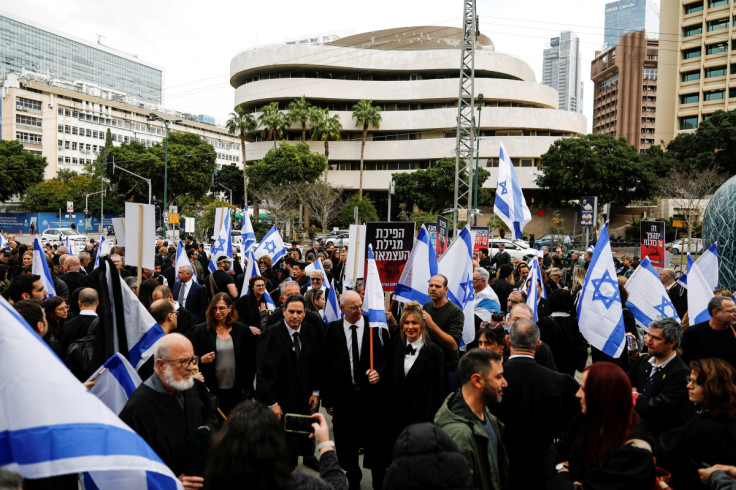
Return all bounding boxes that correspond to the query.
[230,26,587,192]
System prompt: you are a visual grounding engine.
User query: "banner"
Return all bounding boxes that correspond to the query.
[424,222,438,255]
[470,226,490,254]
[581,196,597,226]
[0,212,119,234]
[640,220,665,268]
[364,221,415,292]
[436,216,449,258]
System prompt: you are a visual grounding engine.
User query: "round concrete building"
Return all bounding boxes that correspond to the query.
[230,26,586,195]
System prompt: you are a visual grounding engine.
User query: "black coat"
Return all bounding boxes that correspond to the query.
[491,278,514,310]
[667,283,688,319]
[266,307,325,334]
[59,270,88,295]
[235,292,268,329]
[494,356,579,489]
[189,321,257,398]
[172,281,208,324]
[537,314,588,376]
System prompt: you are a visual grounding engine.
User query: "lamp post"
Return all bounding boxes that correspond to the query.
[473,93,484,226]
[148,113,181,238]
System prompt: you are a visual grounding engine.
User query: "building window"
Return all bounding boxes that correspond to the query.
[705,65,727,77]
[681,70,701,81]
[681,93,700,104]
[729,87,736,98]
[680,116,699,129]
[707,18,729,31]
[16,132,42,144]
[705,89,726,100]
[707,42,728,55]
[683,47,702,59]
[16,97,41,111]
[709,0,728,7]
[71,142,77,150]
[643,68,658,80]
[685,1,704,13]
[684,24,703,37]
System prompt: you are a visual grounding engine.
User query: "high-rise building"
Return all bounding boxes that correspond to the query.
[0,10,162,104]
[230,26,586,195]
[591,31,658,152]
[542,32,583,113]
[603,0,660,48]
[655,0,734,144]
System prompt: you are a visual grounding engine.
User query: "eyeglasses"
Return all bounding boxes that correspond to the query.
[687,377,699,386]
[213,306,231,312]
[163,356,198,368]
[57,305,70,310]
[254,283,266,288]
[311,278,322,282]
[347,305,363,311]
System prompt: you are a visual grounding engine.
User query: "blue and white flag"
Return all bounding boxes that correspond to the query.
[174,241,197,284]
[113,273,165,369]
[94,235,111,269]
[241,249,276,310]
[364,244,388,332]
[87,353,142,415]
[241,205,256,253]
[0,295,182,489]
[253,225,287,264]
[576,221,626,358]
[305,257,330,286]
[394,225,438,305]
[0,233,8,249]
[624,256,680,330]
[32,237,55,298]
[473,287,501,323]
[686,253,714,326]
[525,255,545,322]
[677,242,718,291]
[438,227,475,348]
[323,279,343,324]
[208,209,233,273]
[64,235,77,256]
[493,143,532,239]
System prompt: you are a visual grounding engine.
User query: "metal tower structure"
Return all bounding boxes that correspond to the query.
[452,0,478,237]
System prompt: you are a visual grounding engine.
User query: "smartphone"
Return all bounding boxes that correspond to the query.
[283,413,315,434]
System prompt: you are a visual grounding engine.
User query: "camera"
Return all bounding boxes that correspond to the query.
[491,311,505,322]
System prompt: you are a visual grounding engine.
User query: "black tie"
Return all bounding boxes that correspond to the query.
[405,344,417,356]
[642,366,662,397]
[350,325,361,383]
[293,331,301,359]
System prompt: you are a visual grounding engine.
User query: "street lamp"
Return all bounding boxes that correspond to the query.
[147,113,181,237]
[473,93,484,225]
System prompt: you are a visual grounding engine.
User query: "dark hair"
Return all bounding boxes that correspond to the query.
[509,318,539,351]
[579,363,634,470]
[477,323,505,347]
[292,261,305,271]
[708,295,734,316]
[138,279,160,312]
[283,293,306,311]
[457,349,502,386]
[7,274,41,303]
[204,402,295,489]
[304,288,324,313]
[248,275,267,294]
[150,299,175,325]
[206,292,238,330]
[15,299,44,330]
[44,295,66,331]
[548,289,574,314]
[499,264,514,279]
[690,359,736,419]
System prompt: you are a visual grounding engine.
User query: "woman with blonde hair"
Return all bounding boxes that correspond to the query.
[387,302,447,448]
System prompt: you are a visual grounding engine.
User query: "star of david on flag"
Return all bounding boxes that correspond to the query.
[208,208,232,273]
[493,143,531,239]
[438,227,475,348]
[577,221,626,358]
[498,181,508,195]
[253,225,286,264]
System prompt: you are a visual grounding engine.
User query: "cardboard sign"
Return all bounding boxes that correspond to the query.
[364,222,415,292]
[436,216,449,258]
[471,226,490,254]
[640,220,665,268]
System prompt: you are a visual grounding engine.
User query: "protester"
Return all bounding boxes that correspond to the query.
[660,268,688,319]
[536,290,588,376]
[137,299,181,380]
[266,282,324,335]
[235,275,271,335]
[423,274,464,388]
[15,299,61,357]
[290,261,309,289]
[491,264,515,309]
[191,292,256,415]
[256,254,278,293]
[208,255,238,299]
[173,264,208,324]
[547,362,656,489]
[44,295,68,339]
[681,296,736,368]
[59,287,98,357]
[656,358,736,488]
[5,274,46,304]
[476,323,507,357]
[304,288,325,318]
[507,303,558,370]
[138,278,160,311]
[204,402,346,490]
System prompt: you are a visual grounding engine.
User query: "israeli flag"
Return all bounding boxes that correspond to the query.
[253,225,287,264]
[364,244,388,332]
[87,353,142,415]
[94,235,111,270]
[174,241,197,284]
[624,256,680,330]
[576,221,626,358]
[323,279,343,323]
[115,274,165,369]
[241,205,256,253]
[394,225,438,305]
[208,208,233,273]
[0,295,182,489]
[473,287,501,323]
[525,255,545,322]
[32,237,55,298]
[241,249,276,310]
[0,233,8,249]
[305,257,330,288]
[493,143,531,239]
[677,242,718,291]
[64,235,76,256]
[686,253,714,326]
[438,227,475,348]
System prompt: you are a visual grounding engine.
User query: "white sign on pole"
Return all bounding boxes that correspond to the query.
[184,217,195,233]
[66,201,73,213]
[345,224,366,288]
[124,202,155,270]
[111,217,126,246]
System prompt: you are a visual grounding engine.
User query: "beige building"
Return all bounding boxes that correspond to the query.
[1,72,241,180]
[591,30,659,152]
[656,0,735,144]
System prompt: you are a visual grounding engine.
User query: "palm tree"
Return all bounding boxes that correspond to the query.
[351,99,382,198]
[310,108,343,180]
[288,96,313,142]
[258,102,290,149]
[225,106,257,207]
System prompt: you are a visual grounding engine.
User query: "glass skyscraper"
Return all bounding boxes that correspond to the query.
[0,11,162,104]
[604,0,660,48]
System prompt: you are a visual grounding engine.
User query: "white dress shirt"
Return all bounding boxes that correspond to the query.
[404,339,424,376]
[343,316,365,384]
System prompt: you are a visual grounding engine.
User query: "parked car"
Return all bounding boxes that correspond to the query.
[666,238,703,255]
[319,229,349,247]
[534,234,574,251]
[487,238,536,261]
[40,228,86,248]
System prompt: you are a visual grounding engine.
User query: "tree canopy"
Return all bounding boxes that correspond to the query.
[341,193,379,226]
[24,171,109,214]
[666,109,736,175]
[537,133,663,206]
[246,142,326,191]
[215,163,245,205]
[0,140,47,201]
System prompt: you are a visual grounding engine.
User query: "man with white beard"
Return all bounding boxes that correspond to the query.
[120,333,220,489]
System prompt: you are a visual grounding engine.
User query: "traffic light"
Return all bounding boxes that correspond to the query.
[106,153,115,176]
[212,169,219,187]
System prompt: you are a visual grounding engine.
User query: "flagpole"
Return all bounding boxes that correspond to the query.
[369,327,374,373]
[352,226,361,290]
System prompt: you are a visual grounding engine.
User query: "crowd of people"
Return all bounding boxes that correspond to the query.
[3,233,736,490]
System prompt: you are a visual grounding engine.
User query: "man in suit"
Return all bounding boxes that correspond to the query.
[152,285,194,339]
[492,264,516,311]
[256,294,321,469]
[266,282,324,335]
[629,318,693,436]
[59,288,98,359]
[59,256,87,293]
[172,264,208,324]
[494,318,579,489]
[660,268,688,319]
[322,290,390,490]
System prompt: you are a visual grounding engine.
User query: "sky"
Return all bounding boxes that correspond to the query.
[2,0,617,130]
